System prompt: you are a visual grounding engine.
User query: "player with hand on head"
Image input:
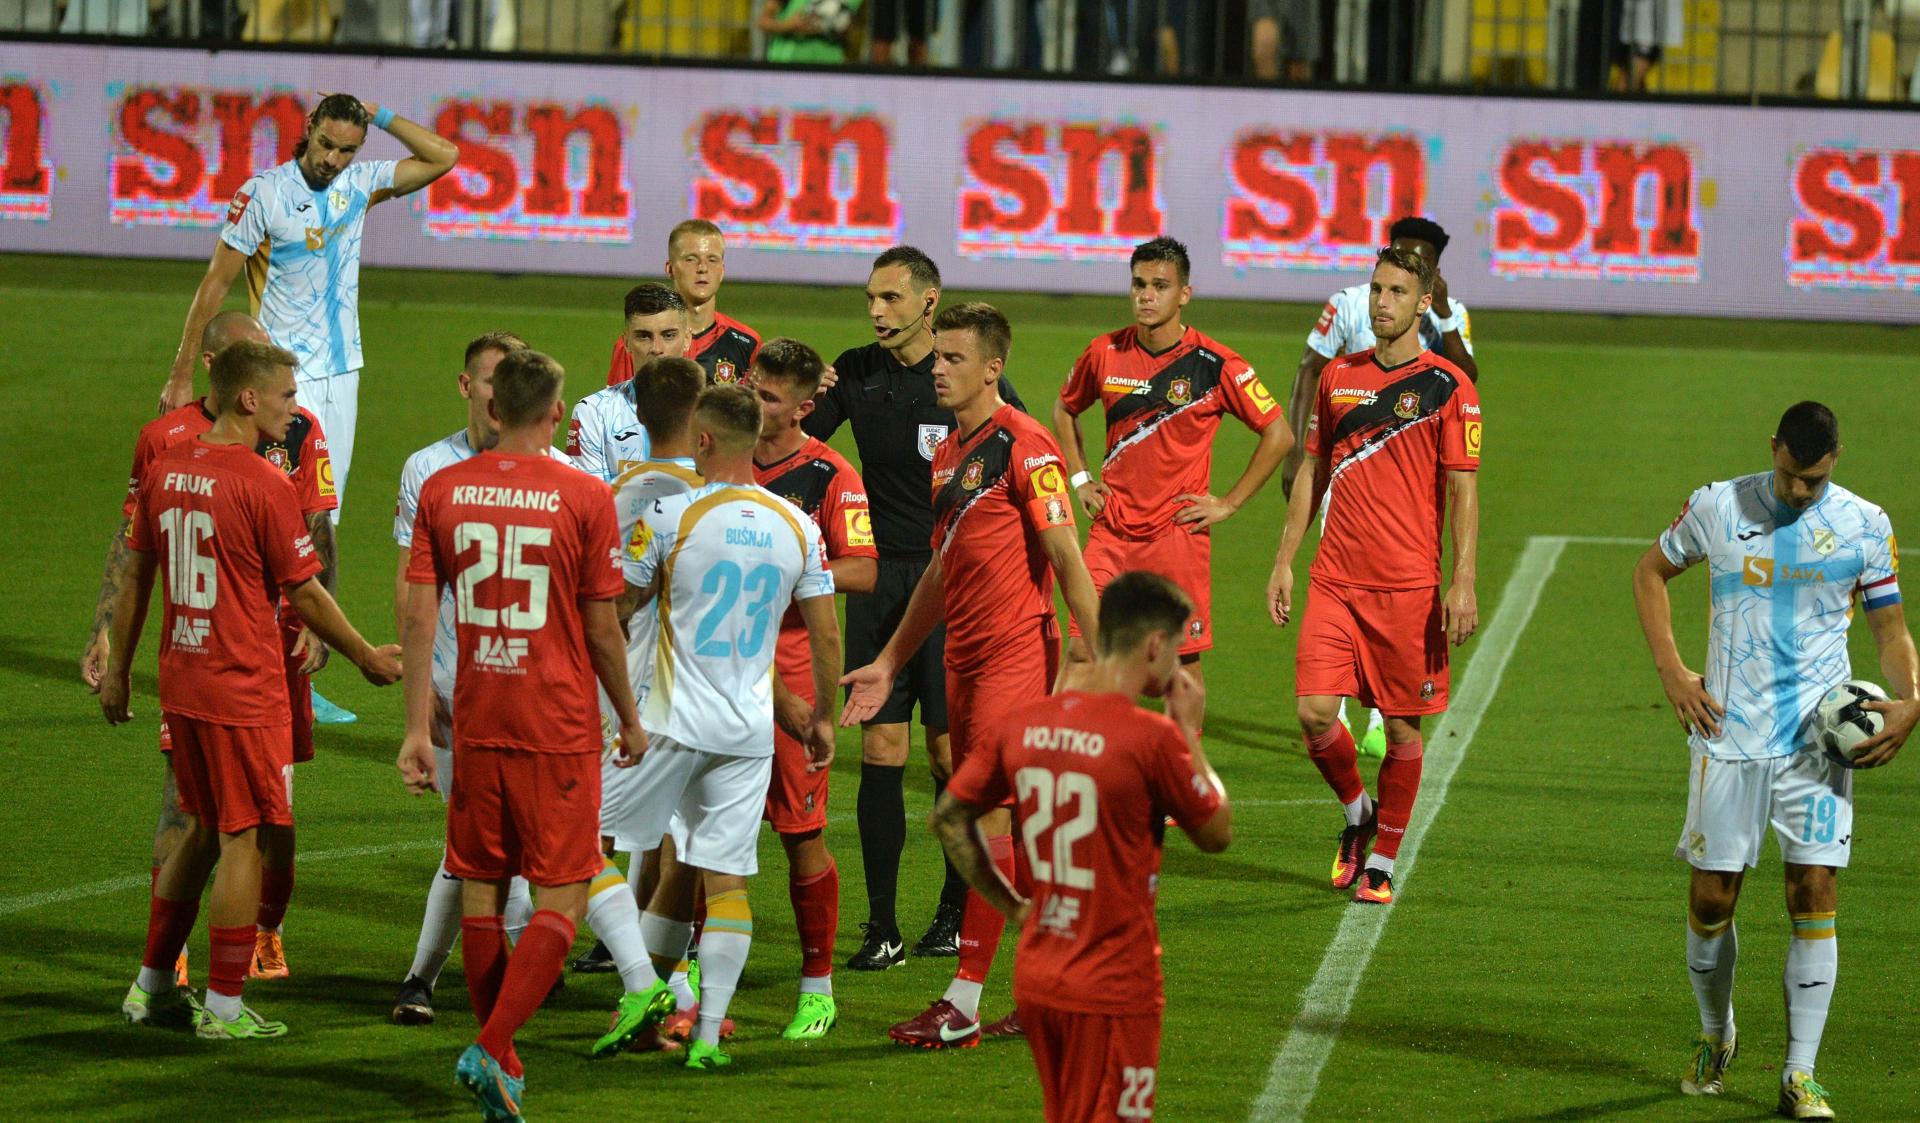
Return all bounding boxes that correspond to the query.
[395,350,640,1122]
[570,283,691,483]
[591,384,841,1070]
[841,302,1101,1048]
[1052,236,1293,732]
[388,331,561,1026]
[108,340,400,1041]
[1267,245,1482,908]
[749,339,878,1039]
[1632,401,1918,1120]
[935,570,1230,1122]
[88,310,340,988]
[606,220,760,388]
[806,246,1030,971]
[162,93,458,513]
[1283,216,1477,757]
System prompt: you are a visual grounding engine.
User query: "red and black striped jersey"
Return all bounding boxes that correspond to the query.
[605,311,761,388]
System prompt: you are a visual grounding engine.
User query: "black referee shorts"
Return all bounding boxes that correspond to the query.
[844,555,948,729]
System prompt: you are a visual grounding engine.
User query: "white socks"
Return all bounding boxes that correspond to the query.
[943,977,984,1021]
[1784,920,1837,1079]
[586,860,659,994]
[407,859,464,986]
[1686,917,1737,1040]
[1364,853,1394,876]
[800,974,832,997]
[694,892,752,1047]
[640,910,694,997]
[504,877,532,943]
[136,965,174,994]
[1342,792,1372,828]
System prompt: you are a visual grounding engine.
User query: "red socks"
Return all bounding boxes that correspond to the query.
[257,865,294,932]
[460,916,519,1076]
[1306,723,1366,805]
[207,924,255,999]
[789,861,839,979]
[141,894,200,972]
[477,909,573,1076]
[1374,737,1425,859]
[956,834,1015,985]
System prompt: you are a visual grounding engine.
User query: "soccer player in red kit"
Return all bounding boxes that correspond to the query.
[395,350,643,1122]
[104,341,399,1039]
[935,571,1230,1122]
[1053,236,1293,719]
[85,309,340,984]
[605,220,760,387]
[749,338,879,1038]
[1267,246,1482,906]
[842,302,1102,1047]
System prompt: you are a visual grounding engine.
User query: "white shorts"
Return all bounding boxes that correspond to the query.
[296,369,359,519]
[432,686,456,801]
[600,733,771,877]
[1676,747,1853,871]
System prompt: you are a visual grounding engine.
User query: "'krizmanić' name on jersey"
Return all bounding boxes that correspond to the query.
[1659,472,1900,761]
[627,482,833,757]
[222,158,397,383]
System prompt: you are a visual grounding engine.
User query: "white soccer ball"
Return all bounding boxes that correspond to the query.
[808,0,855,35]
[1814,679,1888,767]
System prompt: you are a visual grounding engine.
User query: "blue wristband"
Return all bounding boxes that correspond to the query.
[372,106,395,130]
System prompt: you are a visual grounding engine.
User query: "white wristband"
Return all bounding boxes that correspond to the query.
[1070,470,1092,489]
[1430,308,1464,335]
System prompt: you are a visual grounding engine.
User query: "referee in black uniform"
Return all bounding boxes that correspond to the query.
[804,246,1025,970]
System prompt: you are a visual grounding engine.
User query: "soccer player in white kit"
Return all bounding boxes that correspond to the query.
[592,384,840,1070]
[1281,215,1478,756]
[1632,401,1919,1120]
[567,283,692,482]
[160,93,459,514]
[387,332,563,1024]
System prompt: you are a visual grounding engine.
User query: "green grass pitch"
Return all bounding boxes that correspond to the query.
[1,252,1916,1120]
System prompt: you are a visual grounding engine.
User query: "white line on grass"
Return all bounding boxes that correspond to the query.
[1248,534,1595,1122]
[0,838,444,919]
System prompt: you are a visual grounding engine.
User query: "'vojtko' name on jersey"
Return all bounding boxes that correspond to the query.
[1659,472,1900,761]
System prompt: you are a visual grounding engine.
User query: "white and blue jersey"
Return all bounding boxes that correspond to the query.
[1659,472,1900,761]
[609,457,702,710]
[566,382,648,483]
[221,158,397,382]
[627,482,832,758]
[394,429,571,702]
[1307,282,1474,360]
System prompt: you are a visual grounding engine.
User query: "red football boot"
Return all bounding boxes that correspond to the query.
[888,999,981,1049]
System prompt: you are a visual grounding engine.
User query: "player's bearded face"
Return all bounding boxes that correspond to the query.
[300,120,365,184]
[1771,442,1836,510]
[1368,264,1430,342]
[669,236,725,305]
[931,330,997,411]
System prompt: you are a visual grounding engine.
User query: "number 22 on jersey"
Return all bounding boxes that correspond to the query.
[1015,767,1098,890]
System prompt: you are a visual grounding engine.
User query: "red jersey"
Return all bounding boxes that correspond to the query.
[931,404,1075,670]
[127,439,323,726]
[407,452,624,754]
[605,311,761,387]
[948,690,1222,1015]
[1059,325,1283,538]
[1306,350,1481,591]
[123,401,337,521]
[754,437,878,674]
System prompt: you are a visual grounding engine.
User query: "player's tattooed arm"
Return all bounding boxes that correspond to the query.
[101,548,158,725]
[83,519,134,690]
[1854,602,1920,767]
[290,513,339,673]
[931,792,1028,923]
[1280,349,1332,495]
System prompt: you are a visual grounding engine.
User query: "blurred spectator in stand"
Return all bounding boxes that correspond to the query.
[1614,0,1683,90]
[1252,0,1321,80]
[241,0,335,40]
[870,0,929,63]
[761,0,861,61]
[515,0,610,51]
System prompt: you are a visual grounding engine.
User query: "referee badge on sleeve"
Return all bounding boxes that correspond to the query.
[918,424,947,462]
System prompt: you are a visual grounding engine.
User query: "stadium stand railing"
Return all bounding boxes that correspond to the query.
[2,0,1916,105]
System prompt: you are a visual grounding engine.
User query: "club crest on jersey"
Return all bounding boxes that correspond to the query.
[1167,378,1191,406]
[1394,391,1421,420]
[1044,496,1069,526]
[918,424,948,463]
[1189,618,1204,637]
[1811,529,1837,556]
[962,460,984,490]
[264,445,291,474]
[328,189,349,211]
[1420,680,1435,700]
[714,359,738,385]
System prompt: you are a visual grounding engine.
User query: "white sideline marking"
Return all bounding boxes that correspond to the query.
[1248,534,1636,1121]
[0,839,443,919]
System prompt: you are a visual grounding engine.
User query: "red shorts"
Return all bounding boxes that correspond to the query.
[446,747,602,888]
[1023,1002,1164,1123]
[1076,523,1212,655]
[766,646,828,834]
[165,712,294,833]
[949,620,1059,801]
[1295,578,1449,715]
